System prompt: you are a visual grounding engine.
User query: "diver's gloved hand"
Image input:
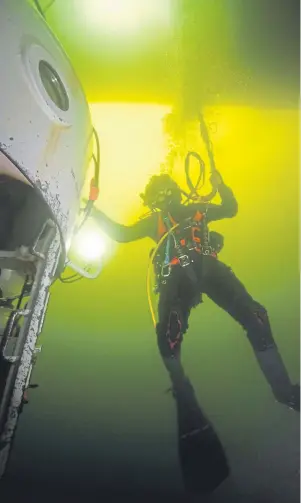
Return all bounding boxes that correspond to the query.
[210,170,224,188]
[209,231,224,253]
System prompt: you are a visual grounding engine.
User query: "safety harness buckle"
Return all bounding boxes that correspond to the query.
[178,254,190,267]
[201,246,213,256]
[161,264,171,277]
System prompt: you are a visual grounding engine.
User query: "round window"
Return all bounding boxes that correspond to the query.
[38,60,69,112]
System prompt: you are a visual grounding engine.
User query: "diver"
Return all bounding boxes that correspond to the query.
[92,170,300,417]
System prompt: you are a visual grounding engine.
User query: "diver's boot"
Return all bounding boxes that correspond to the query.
[254,346,300,412]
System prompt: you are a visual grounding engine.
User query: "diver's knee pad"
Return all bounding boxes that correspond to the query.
[245,302,275,351]
[156,309,183,358]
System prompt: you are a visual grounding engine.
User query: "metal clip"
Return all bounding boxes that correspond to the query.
[178,255,190,267]
[161,264,171,277]
[202,246,213,256]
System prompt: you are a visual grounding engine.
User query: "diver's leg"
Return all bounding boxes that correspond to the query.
[157,271,230,493]
[156,264,199,364]
[156,268,186,382]
[156,266,197,379]
[156,268,208,435]
[204,259,299,411]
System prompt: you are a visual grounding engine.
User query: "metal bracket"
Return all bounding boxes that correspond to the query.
[1,309,31,363]
[30,219,56,260]
[65,259,103,280]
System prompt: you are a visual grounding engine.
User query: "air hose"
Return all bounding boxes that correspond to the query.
[146,113,218,326]
[33,0,55,18]
[74,127,100,234]
[147,223,180,327]
[60,127,100,283]
[197,112,218,202]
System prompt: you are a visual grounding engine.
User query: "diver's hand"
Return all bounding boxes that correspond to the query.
[210,170,224,188]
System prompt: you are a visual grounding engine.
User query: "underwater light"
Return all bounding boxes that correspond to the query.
[82,0,171,34]
[68,218,109,263]
[73,227,106,262]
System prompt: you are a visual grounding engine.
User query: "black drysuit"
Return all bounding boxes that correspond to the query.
[93,182,299,410]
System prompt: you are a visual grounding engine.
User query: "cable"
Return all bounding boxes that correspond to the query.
[180,114,219,204]
[198,112,217,174]
[33,0,45,17]
[185,151,205,196]
[32,0,56,18]
[73,128,101,234]
[59,272,81,283]
[145,114,217,326]
[181,151,206,204]
[92,128,100,188]
[60,275,83,284]
[59,127,101,283]
[146,223,179,327]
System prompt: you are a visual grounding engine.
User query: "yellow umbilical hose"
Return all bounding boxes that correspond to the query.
[146,223,180,328]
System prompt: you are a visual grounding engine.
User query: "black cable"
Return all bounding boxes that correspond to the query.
[33,0,46,18]
[32,0,56,18]
[75,129,100,232]
[16,275,30,310]
[92,128,100,188]
[67,128,101,242]
[181,151,206,205]
[198,112,216,174]
[60,272,83,283]
[58,128,101,284]
[59,273,79,282]
[63,276,84,284]
[184,151,205,194]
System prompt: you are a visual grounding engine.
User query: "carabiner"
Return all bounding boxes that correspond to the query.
[161,264,171,277]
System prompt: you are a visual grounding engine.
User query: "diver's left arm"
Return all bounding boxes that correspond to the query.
[205,171,238,222]
[91,207,154,243]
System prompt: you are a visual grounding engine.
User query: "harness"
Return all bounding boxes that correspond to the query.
[154,209,217,283]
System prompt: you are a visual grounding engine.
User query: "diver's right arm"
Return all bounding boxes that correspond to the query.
[92,208,154,243]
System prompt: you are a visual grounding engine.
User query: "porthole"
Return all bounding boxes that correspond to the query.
[39,60,69,112]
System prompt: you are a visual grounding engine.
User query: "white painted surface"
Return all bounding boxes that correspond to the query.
[0,0,93,244]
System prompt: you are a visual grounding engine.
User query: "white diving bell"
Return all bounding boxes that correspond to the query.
[0,0,93,255]
[0,0,99,482]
